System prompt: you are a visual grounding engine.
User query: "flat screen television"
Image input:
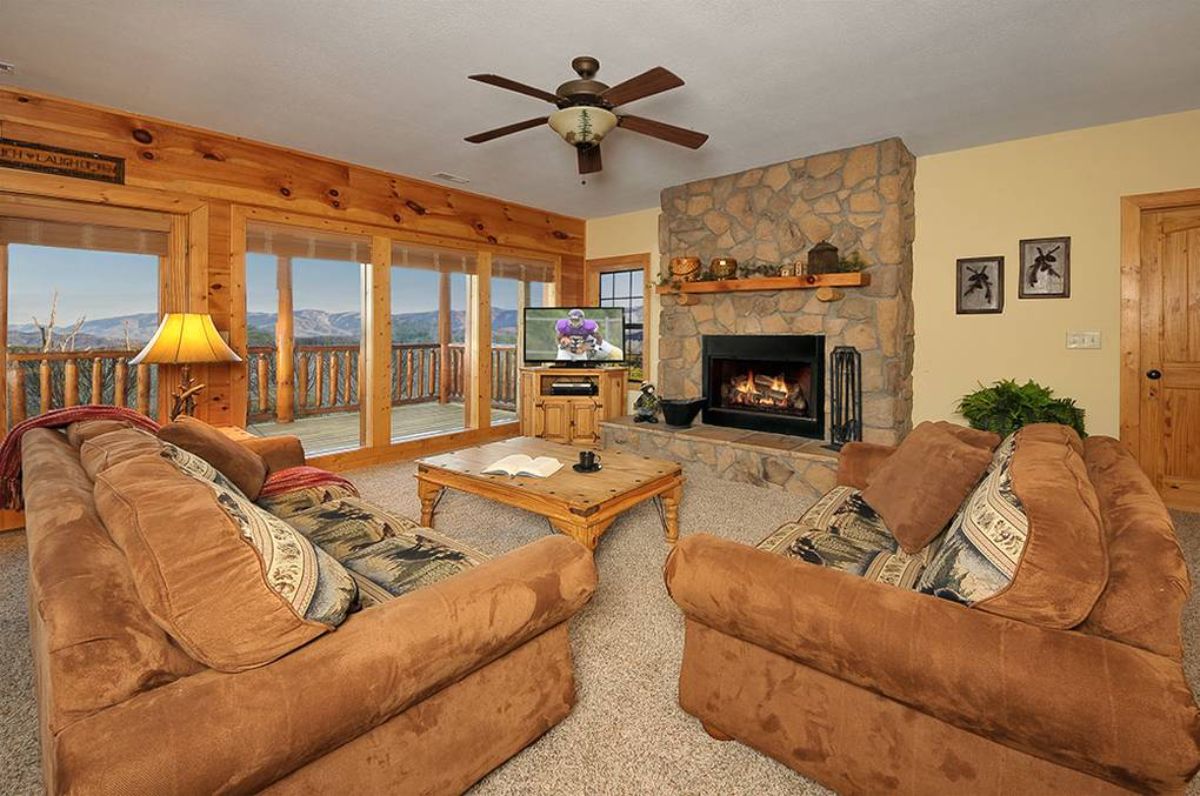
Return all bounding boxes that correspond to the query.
[523,306,626,365]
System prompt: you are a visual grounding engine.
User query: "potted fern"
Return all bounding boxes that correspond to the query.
[958,379,1085,438]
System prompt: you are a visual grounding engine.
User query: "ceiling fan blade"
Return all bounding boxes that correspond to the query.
[601,66,684,107]
[617,115,709,149]
[578,145,602,175]
[464,117,549,143]
[468,74,561,104]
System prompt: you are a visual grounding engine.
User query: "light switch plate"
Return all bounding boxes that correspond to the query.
[1066,331,1101,349]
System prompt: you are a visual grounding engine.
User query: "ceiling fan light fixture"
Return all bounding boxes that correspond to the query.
[548,106,617,147]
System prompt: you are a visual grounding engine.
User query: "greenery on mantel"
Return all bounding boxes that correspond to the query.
[958,379,1086,438]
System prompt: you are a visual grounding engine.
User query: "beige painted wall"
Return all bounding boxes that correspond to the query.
[585,208,661,402]
[597,109,1200,437]
[913,108,1200,437]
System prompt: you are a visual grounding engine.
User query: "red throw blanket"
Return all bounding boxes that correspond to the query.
[0,405,160,510]
[259,466,360,499]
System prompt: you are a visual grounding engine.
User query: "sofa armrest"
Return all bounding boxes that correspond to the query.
[665,534,1200,792]
[54,535,597,795]
[835,441,896,488]
[238,435,306,472]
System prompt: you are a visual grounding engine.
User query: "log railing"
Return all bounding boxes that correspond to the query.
[5,349,157,428]
[246,342,517,424]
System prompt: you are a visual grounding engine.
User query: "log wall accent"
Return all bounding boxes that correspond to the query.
[0,87,586,430]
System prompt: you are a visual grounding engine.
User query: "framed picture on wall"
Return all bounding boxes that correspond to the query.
[956,256,1004,314]
[1019,236,1070,298]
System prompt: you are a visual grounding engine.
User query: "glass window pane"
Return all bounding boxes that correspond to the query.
[245,223,369,455]
[7,243,160,424]
[389,243,472,443]
[489,276,520,426]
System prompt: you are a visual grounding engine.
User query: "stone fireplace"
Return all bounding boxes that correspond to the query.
[657,137,916,446]
[601,137,916,498]
[702,334,824,439]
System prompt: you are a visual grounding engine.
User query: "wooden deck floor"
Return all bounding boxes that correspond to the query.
[248,402,518,454]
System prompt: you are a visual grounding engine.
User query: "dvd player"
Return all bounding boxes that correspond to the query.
[550,381,597,396]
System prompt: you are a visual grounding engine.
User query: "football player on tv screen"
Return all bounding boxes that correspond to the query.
[555,308,623,361]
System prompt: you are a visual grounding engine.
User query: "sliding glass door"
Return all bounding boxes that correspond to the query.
[237,208,563,460]
[491,256,555,425]
[389,243,474,442]
[1,197,171,428]
[244,222,369,454]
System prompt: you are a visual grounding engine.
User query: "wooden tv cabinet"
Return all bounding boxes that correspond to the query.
[519,367,629,445]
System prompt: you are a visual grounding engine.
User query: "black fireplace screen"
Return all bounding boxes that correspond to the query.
[701,335,825,439]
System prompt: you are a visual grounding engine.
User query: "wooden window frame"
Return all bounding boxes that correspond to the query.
[585,253,652,382]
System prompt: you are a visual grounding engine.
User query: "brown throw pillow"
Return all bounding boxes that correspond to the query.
[157,416,268,500]
[933,420,1001,453]
[861,422,993,554]
[93,454,335,672]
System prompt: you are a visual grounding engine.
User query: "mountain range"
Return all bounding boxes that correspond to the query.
[7,308,520,350]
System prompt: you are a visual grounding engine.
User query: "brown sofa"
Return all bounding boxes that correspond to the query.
[23,424,596,795]
[666,428,1200,794]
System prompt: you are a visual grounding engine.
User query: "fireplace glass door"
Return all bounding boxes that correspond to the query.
[701,334,825,438]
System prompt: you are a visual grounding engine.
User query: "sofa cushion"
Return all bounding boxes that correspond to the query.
[94,451,356,672]
[65,418,138,448]
[79,426,163,479]
[1081,436,1190,658]
[21,429,203,732]
[861,421,993,553]
[917,424,1107,628]
[157,416,269,500]
[757,486,932,589]
[285,497,487,607]
[256,482,360,519]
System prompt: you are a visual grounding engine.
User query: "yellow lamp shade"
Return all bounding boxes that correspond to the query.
[130,313,241,365]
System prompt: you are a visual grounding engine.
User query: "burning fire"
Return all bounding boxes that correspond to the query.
[727,369,806,413]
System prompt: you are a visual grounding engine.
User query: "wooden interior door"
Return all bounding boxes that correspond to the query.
[1140,204,1200,510]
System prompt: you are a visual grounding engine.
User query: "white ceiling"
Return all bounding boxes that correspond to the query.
[2,1,1199,219]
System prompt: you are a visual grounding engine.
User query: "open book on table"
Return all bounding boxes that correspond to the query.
[482,454,563,479]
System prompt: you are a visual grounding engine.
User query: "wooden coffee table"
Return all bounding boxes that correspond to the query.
[415,437,684,551]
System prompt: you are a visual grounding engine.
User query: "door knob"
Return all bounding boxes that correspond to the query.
[1146,369,1162,380]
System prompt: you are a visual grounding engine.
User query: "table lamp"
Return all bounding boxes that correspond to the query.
[130,313,242,420]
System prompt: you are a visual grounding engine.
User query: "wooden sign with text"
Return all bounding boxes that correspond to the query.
[0,137,125,184]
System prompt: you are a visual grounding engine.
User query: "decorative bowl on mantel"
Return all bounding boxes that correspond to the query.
[710,257,738,280]
[660,397,707,428]
[669,257,702,282]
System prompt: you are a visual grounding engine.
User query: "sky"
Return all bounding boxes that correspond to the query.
[7,245,543,328]
[8,245,158,325]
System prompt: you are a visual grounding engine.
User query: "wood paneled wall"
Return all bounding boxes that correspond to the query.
[0,87,586,428]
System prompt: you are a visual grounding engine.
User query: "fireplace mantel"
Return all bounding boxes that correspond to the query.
[655,271,869,296]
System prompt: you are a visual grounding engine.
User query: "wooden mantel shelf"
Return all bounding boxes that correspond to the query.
[656,272,870,296]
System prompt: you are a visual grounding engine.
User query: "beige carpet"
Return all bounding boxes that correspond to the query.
[2,464,1200,794]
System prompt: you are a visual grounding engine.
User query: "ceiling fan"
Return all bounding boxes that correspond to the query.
[464,56,709,175]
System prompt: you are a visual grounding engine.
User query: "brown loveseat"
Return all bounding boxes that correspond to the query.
[666,427,1200,794]
[23,423,596,794]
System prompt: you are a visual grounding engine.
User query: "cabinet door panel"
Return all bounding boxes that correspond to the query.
[541,399,571,444]
[570,400,599,443]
